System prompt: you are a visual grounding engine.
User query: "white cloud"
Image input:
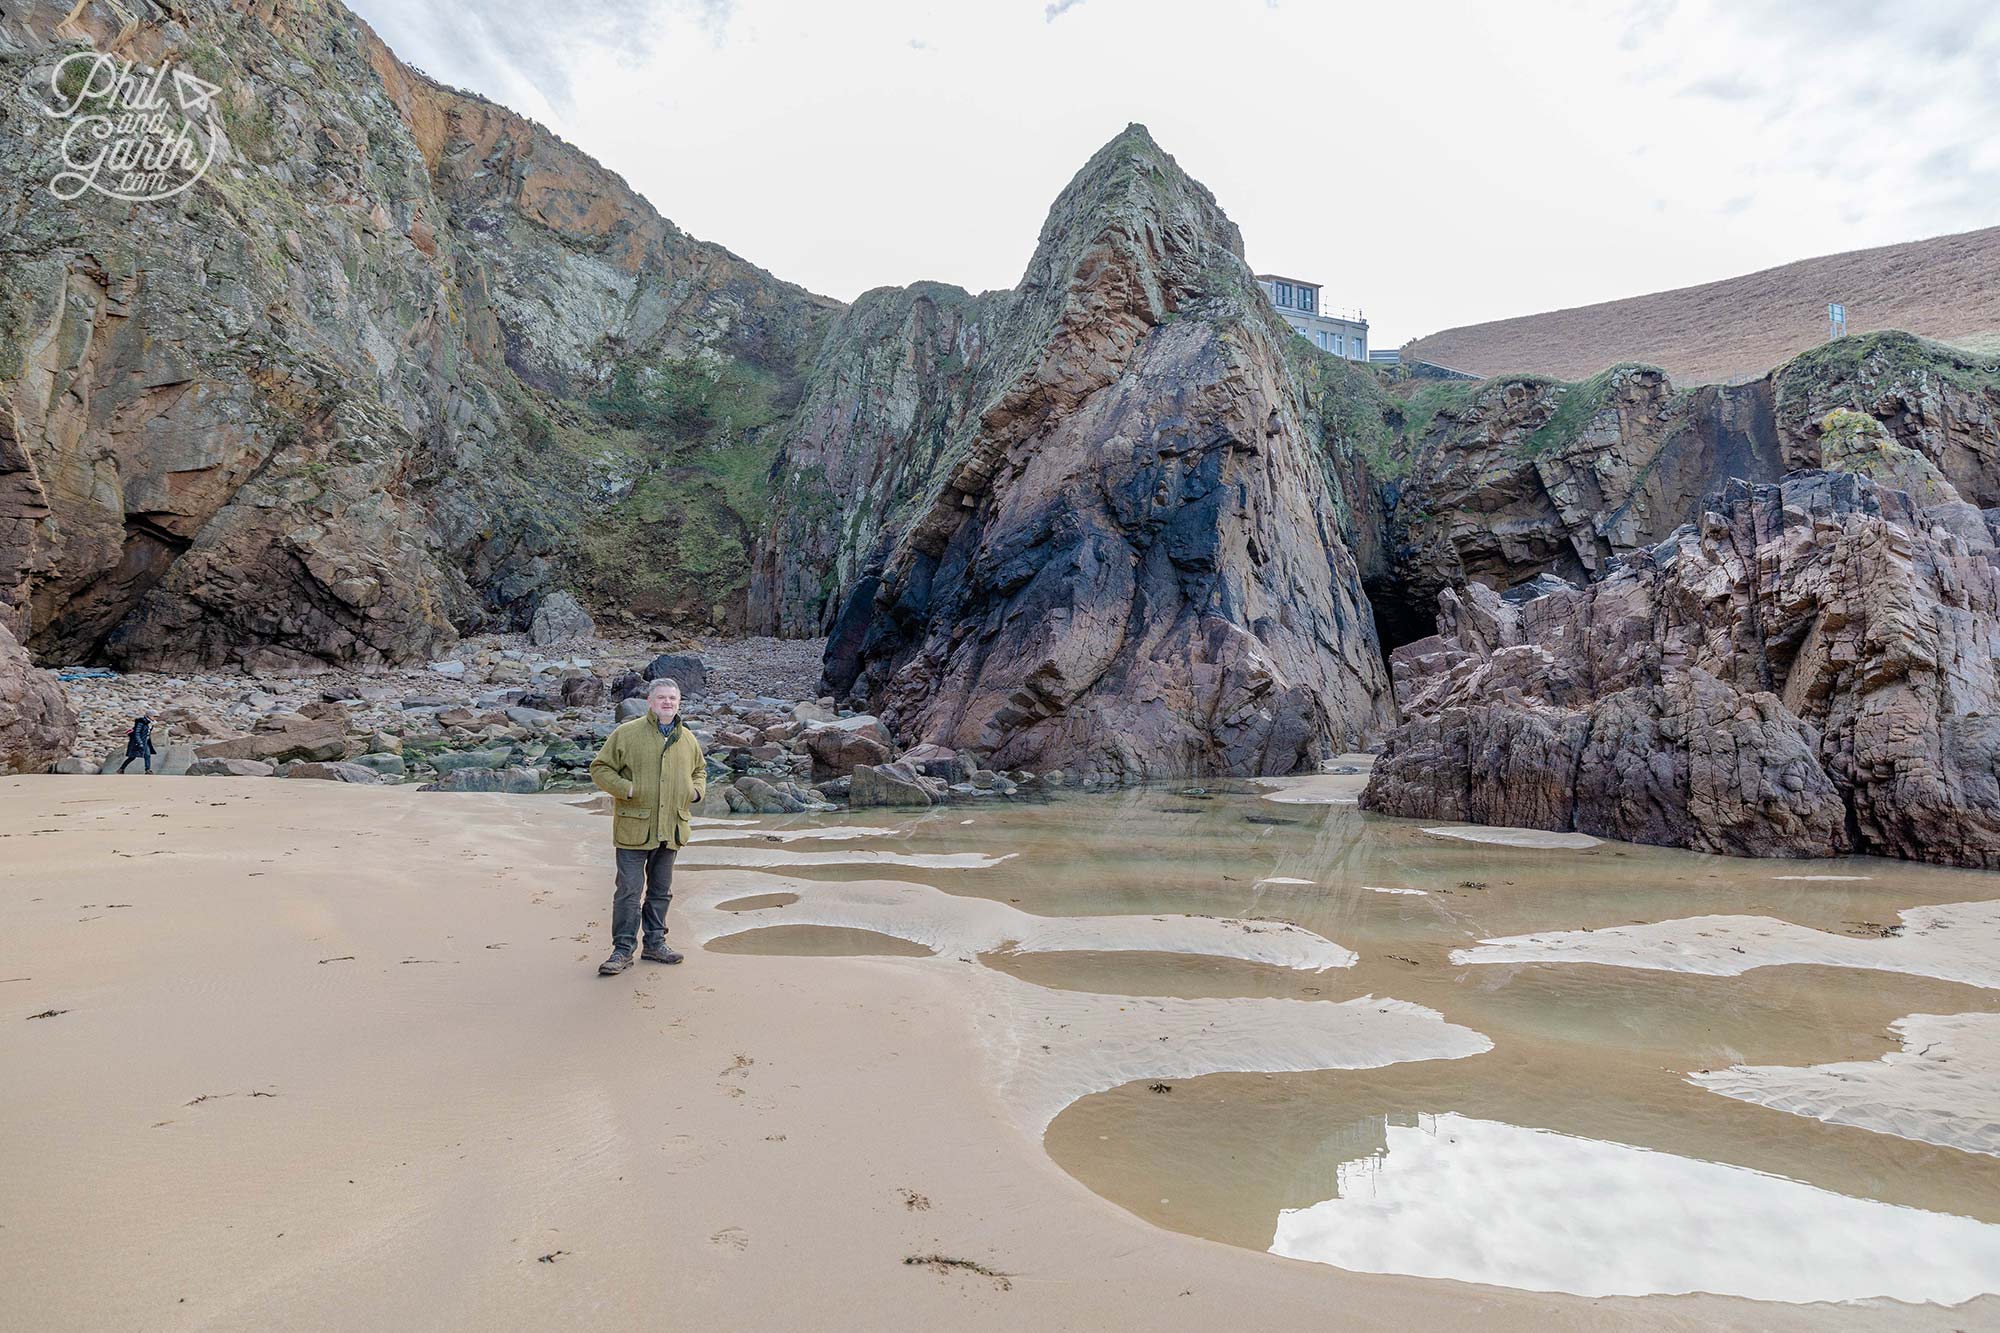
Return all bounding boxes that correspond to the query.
[346,0,2000,347]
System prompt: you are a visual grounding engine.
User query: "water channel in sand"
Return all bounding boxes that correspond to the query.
[679,780,2000,1305]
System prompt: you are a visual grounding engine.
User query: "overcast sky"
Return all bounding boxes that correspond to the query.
[350,0,2000,347]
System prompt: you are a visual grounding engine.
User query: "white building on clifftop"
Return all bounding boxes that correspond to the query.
[1255,274,1368,360]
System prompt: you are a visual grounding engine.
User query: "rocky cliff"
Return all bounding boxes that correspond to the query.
[761,126,1392,780]
[1,0,832,673]
[1373,333,2000,647]
[5,1,1998,851]
[1364,468,2000,867]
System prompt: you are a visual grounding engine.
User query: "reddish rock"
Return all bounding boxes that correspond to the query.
[1365,472,2000,867]
[0,623,75,774]
[813,127,1391,780]
[803,727,892,780]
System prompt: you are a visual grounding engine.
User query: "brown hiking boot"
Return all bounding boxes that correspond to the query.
[641,943,683,965]
[597,949,633,976]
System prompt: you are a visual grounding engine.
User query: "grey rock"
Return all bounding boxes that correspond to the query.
[642,653,708,696]
[423,766,544,794]
[504,705,558,728]
[528,591,595,646]
[428,748,511,774]
[283,761,384,784]
[187,757,277,777]
[849,761,936,809]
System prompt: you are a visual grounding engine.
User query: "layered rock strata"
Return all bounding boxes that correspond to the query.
[1364,469,2000,867]
[781,126,1391,779]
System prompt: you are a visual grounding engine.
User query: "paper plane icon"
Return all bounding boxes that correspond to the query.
[172,67,222,116]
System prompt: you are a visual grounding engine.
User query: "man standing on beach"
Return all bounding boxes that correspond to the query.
[589,679,705,976]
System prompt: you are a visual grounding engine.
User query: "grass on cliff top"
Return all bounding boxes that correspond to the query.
[1283,337,1410,478]
[1518,363,1668,456]
[1392,380,1483,445]
[1777,329,2000,398]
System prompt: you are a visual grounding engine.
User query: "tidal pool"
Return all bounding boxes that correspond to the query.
[689,779,2000,1306]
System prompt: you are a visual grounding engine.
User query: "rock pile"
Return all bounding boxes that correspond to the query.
[46,630,1057,809]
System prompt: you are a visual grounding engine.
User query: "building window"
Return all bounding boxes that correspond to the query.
[1274,282,1292,308]
[1298,287,1316,315]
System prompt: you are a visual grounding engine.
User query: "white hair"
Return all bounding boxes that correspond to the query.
[646,678,682,696]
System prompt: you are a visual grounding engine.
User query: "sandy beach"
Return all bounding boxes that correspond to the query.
[3,775,1993,1331]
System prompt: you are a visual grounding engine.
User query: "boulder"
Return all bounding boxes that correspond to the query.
[504,705,558,728]
[349,752,407,778]
[282,761,383,784]
[814,713,893,746]
[560,675,605,708]
[615,698,650,723]
[196,725,346,764]
[528,591,596,646]
[187,757,277,777]
[642,653,708,696]
[900,743,974,784]
[428,748,511,774]
[848,761,937,809]
[422,766,544,794]
[733,775,799,814]
[0,624,78,774]
[804,726,892,779]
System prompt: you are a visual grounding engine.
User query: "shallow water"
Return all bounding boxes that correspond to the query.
[704,923,933,956]
[692,782,2000,1305]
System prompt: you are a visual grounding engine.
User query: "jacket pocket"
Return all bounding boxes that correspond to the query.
[613,809,651,848]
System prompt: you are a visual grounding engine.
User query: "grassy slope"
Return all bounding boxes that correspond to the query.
[1403,225,2000,386]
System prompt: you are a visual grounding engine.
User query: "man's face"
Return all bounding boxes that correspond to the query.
[647,684,681,722]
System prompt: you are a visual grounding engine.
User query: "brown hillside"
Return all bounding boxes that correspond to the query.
[1404,225,2000,385]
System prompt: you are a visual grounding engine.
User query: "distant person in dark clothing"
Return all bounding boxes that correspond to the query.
[117,716,156,774]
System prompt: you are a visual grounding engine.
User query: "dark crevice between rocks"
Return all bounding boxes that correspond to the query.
[1361,572,1436,659]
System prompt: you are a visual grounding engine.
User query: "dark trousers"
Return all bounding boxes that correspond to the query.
[612,845,677,952]
[117,751,151,774]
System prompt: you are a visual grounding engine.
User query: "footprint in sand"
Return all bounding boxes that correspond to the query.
[709,1226,749,1252]
[718,1053,753,1097]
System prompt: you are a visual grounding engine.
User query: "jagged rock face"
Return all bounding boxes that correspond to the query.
[1377,336,2000,651]
[0,622,74,773]
[0,0,831,668]
[1773,332,2000,507]
[750,282,1014,637]
[1383,366,1783,638]
[808,128,1392,779]
[1365,471,2000,868]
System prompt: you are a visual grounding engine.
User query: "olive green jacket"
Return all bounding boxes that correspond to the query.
[589,714,707,851]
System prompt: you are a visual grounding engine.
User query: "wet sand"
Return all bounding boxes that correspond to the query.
[3,775,1996,1330]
